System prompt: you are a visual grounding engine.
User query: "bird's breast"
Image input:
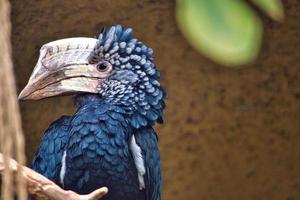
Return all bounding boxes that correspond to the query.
[61,103,143,199]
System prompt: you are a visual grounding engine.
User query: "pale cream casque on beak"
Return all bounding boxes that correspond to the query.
[19,37,110,100]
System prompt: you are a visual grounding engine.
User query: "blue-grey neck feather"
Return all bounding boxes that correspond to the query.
[81,25,166,129]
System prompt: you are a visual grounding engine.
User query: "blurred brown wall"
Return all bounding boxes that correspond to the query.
[11,0,300,199]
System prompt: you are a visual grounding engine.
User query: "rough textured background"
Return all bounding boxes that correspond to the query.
[11,0,300,199]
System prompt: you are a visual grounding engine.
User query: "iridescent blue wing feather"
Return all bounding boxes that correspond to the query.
[31,116,70,186]
[134,127,162,200]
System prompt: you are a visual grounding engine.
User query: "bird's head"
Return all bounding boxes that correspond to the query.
[19,25,165,126]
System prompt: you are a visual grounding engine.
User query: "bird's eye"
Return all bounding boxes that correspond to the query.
[96,61,112,72]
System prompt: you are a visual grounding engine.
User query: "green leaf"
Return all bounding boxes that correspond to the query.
[176,0,263,67]
[251,0,284,21]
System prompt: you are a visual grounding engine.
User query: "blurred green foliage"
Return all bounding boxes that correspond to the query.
[176,0,284,67]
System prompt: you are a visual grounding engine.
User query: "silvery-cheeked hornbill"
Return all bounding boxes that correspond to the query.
[19,25,166,200]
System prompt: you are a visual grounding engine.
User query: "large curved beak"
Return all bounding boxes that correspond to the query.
[18,37,105,100]
[18,64,106,100]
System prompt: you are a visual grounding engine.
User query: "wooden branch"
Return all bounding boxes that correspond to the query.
[0,153,108,200]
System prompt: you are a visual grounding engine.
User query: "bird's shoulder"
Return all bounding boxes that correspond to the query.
[32,115,71,183]
[36,115,71,151]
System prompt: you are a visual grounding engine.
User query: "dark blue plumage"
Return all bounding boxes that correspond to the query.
[31,25,166,200]
[32,116,70,187]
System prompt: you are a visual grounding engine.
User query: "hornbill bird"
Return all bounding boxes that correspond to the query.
[19,25,166,200]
